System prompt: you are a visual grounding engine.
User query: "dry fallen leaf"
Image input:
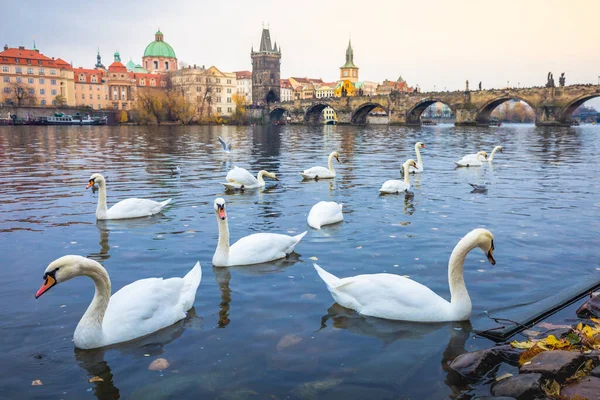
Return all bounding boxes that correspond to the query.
[277,334,302,351]
[88,376,104,383]
[148,358,170,371]
[309,256,318,261]
[31,380,43,386]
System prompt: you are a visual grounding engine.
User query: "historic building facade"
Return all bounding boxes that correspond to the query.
[280,79,292,102]
[142,30,178,74]
[0,44,75,106]
[235,70,252,102]
[251,27,281,105]
[340,40,358,83]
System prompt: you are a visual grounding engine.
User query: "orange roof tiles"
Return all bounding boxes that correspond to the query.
[0,47,72,69]
[73,68,105,84]
[235,71,252,79]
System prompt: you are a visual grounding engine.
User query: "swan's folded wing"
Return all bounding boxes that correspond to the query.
[226,167,258,185]
[229,233,299,265]
[102,277,189,343]
[379,180,406,192]
[330,273,450,321]
[107,198,165,218]
[302,166,330,176]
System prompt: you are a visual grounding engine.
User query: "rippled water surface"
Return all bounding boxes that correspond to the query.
[1,124,599,399]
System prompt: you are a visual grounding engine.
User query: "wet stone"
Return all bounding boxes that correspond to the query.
[542,327,572,339]
[590,365,600,378]
[519,350,586,382]
[576,293,600,319]
[560,376,600,400]
[491,373,544,400]
[450,346,523,378]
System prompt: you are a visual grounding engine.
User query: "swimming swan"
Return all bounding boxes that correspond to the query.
[222,167,278,190]
[379,159,418,194]
[87,173,171,220]
[488,146,503,163]
[300,151,340,180]
[35,255,201,349]
[307,201,344,229]
[454,151,488,167]
[409,142,426,173]
[212,198,307,266]
[313,228,495,322]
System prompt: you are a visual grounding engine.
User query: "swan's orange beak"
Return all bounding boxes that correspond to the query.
[35,275,56,299]
[421,144,426,148]
[217,205,226,220]
[412,162,418,169]
[86,179,94,189]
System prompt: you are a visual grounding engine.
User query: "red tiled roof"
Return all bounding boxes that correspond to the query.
[235,70,252,79]
[73,68,105,84]
[0,47,71,69]
[291,77,324,84]
[108,61,127,72]
[280,78,291,88]
[133,72,167,87]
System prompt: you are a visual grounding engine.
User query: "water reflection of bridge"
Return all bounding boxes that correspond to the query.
[268,85,600,126]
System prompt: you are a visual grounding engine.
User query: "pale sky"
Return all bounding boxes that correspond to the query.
[4,0,600,106]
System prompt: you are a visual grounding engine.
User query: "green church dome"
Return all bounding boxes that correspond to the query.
[143,31,177,59]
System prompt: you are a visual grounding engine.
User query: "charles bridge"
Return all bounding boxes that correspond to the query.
[268,84,600,126]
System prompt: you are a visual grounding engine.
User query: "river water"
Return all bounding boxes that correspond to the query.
[1,124,599,399]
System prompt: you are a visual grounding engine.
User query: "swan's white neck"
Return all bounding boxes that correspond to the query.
[447,233,478,319]
[214,214,230,264]
[327,153,336,173]
[95,180,108,219]
[489,147,500,162]
[403,163,410,184]
[256,171,266,185]
[74,260,111,346]
[414,144,423,166]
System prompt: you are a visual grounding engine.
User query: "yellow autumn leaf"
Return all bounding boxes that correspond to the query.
[577,322,583,331]
[541,379,560,397]
[510,340,536,349]
[88,376,104,383]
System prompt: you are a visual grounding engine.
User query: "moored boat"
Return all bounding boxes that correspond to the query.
[37,113,107,126]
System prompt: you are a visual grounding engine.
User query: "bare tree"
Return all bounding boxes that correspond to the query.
[4,81,37,107]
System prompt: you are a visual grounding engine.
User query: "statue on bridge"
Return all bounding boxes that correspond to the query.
[465,80,469,91]
[559,73,566,87]
[478,81,482,91]
[341,86,347,97]
[546,72,555,88]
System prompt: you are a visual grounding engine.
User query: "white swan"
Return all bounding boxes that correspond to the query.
[35,255,201,349]
[307,201,343,229]
[212,198,307,266]
[300,151,340,180]
[221,167,278,190]
[409,142,426,173]
[454,151,488,167]
[313,228,495,322]
[379,159,418,194]
[488,146,503,163]
[87,173,171,220]
[218,136,234,152]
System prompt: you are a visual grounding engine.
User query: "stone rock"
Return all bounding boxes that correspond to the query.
[590,365,600,378]
[543,327,572,339]
[576,293,600,319]
[491,373,544,400]
[581,350,600,366]
[450,346,523,378]
[560,376,600,400]
[520,350,586,382]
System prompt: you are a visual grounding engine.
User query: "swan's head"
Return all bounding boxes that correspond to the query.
[416,142,426,149]
[35,255,90,298]
[476,151,488,159]
[214,197,227,220]
[404,159,418,169]
[494,146,503,153]
[87,173,105,189]
[471,229,495,265]
[331,151,340,163]
[260,170,279,181]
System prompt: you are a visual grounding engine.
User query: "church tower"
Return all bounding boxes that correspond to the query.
[251,27,281,105]
[340,39,359,83]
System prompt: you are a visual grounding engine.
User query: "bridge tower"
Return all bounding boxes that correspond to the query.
[251,26,281,105]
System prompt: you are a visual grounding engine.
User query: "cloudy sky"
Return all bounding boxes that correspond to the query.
[4,0,600,105]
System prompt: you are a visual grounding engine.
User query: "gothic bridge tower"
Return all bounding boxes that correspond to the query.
[251,27,281,105]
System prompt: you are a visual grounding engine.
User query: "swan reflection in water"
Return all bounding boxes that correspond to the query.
[320,304,473,396]
[75,308,202,400]
[213,254,302,328]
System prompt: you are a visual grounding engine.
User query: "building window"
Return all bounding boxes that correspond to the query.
[50,69,56,75]
[82,94,85,99]
[41,99,46,106]
[89,85,92,90]
[227,107,232,113]
[51,89,57,95]
[3,87,10,94]
[105,95,108,100]
[91,75,97,83]
[343,71,348,77]
[16,77,22,83]
[217,107,222,112]
[216,88,221,93]
[79,74,85,82]
[2,66,8,72]
[227,88,231,93]
[227,97,231,103]
[165,61,169,70]
[52,100,57,106]
[39,78,45,84]
[217,96,221,103]
[27,68,34,74]
[140,78,145,85]
[90,94,93,99]
[98,104,101,109]
[51,79,56,85]
[28,78,34,84]
[196,86,201,92]
[154,61,158,69]
[39,69,45,75]
[216,78,221,83]
[150,79,155,87]
[15,67,22,73]
[3,77,9,83]
[14,58,19,64]
[97,95,100,100]
[353,70,357,77]
[29,88,35,95]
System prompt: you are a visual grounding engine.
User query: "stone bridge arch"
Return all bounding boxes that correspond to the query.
[406,98,456,125]
[351,102,388,124]
[269,107,289,123]
[476,96,537,124]
[304,102,335,124]
[559,93,600,124]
